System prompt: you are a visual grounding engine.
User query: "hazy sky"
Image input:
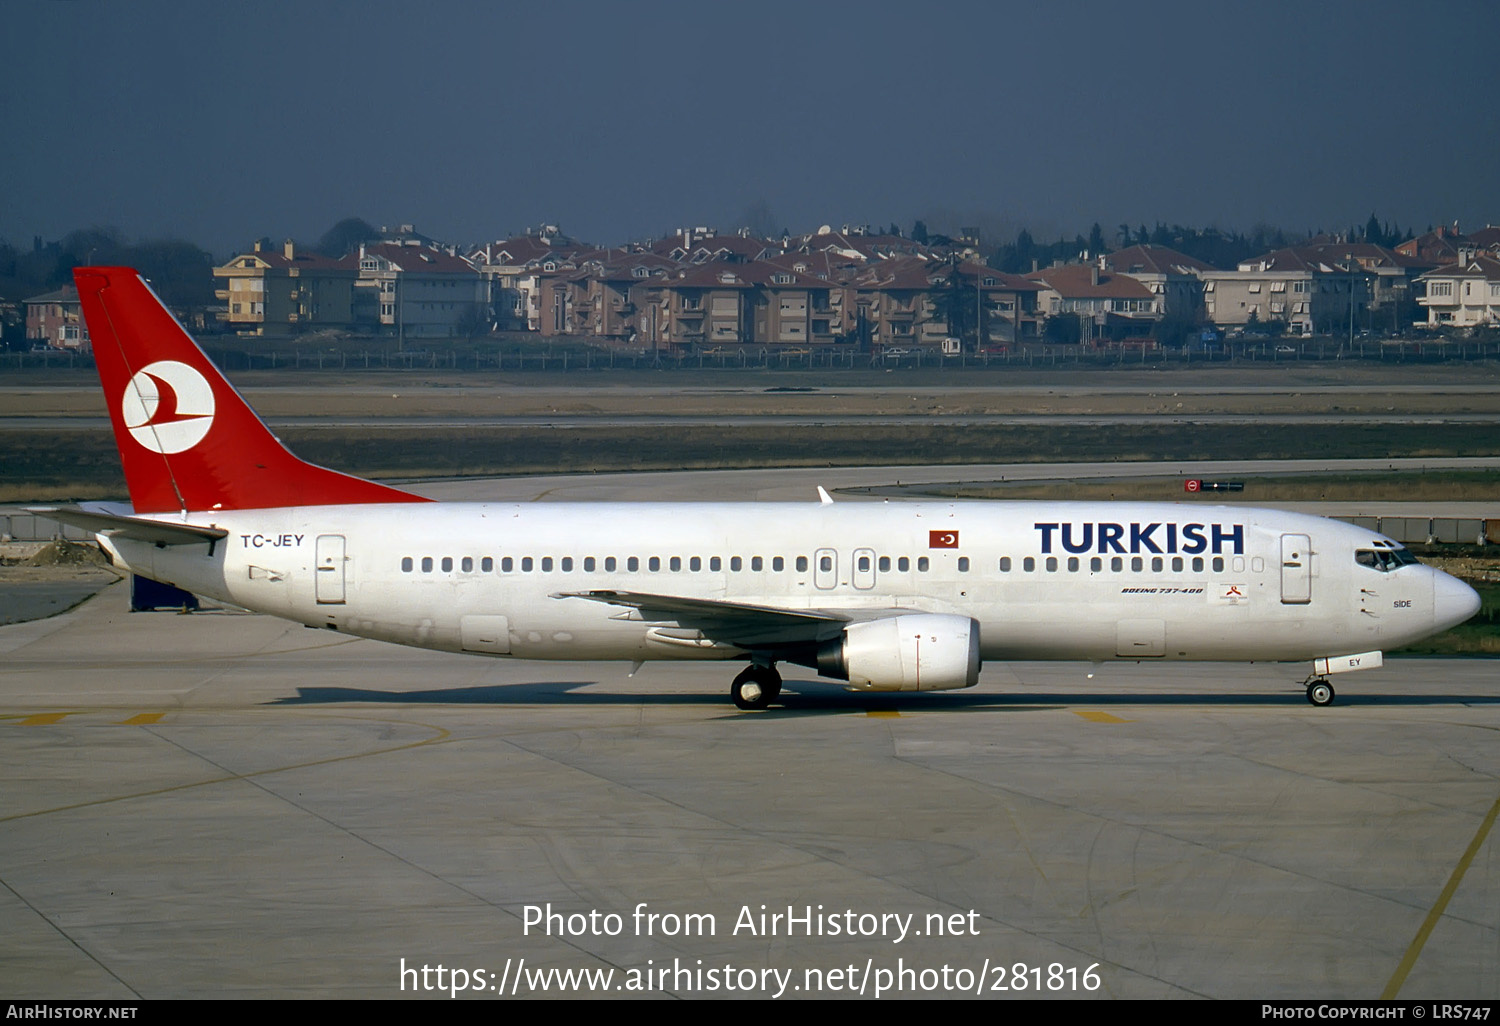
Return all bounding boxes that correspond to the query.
[5,0,1497,256]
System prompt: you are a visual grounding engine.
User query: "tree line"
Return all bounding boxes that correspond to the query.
[986,213,1416,275]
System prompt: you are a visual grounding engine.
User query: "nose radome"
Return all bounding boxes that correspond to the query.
[1433,572,1481,632]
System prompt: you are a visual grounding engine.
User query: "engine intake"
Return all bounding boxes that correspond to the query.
[816,613,981,692]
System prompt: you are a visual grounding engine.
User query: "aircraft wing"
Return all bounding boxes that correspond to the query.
[555,589,848,624]
[552,589,911,648]
[28,506,229,547]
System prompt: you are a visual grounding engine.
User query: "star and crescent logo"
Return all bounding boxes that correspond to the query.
[120,360,216,454]
[928,530,959,549]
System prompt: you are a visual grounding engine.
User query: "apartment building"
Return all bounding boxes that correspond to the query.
[213,240,359,334]
[354,242,487,339]
[468,225,590,331]
[1199,248,1370,335]
[849,257,1040,348]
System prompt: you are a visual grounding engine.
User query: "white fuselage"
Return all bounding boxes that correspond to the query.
[102,499,1469,674]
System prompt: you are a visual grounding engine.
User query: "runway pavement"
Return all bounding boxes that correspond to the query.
[1,577,1496,999]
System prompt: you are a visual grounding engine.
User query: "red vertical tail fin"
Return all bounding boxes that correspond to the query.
[75,267,430,513]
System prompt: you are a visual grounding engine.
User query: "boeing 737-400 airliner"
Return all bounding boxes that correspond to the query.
[35,267,1481,709]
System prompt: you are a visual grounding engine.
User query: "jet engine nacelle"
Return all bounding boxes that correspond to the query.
[816,613,981,692]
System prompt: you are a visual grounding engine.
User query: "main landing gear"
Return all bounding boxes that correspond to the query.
[1303,676,1335,707]
[731,663,782,710]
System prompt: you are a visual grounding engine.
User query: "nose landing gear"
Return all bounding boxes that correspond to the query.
[731,663,782,710]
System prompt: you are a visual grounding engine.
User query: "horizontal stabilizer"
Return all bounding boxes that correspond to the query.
[28,506,228,546]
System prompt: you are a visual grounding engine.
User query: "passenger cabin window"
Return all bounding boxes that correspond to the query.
[401,557,413,572]
[797,556,809,572]
[481,557,493,572]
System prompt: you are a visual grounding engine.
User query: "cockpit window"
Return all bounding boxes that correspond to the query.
[1355,546,1419,572]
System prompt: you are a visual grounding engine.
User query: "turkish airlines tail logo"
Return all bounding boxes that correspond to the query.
[121,360,216,454]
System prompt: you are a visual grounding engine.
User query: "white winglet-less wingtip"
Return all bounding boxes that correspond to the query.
[38,268,1481,709]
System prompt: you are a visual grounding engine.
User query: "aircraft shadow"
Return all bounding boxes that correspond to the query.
[267,681,1500,711]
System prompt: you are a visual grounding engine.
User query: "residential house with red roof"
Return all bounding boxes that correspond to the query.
[648,227,782,265]
[1397,224,1466,265]
[1102,245,1215,322]
[1418,253,1500,327]
[1026,261,1159,341]
[24,284,89,350]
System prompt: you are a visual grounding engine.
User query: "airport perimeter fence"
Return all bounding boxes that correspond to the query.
[5,337,1500,374]
[0,512,94,543]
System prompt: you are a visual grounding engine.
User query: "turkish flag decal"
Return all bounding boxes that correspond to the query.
[929,530,959,548]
